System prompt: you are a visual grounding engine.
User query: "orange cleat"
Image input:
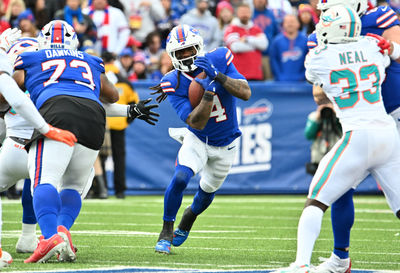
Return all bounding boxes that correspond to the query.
[57,225,76,262]
[24,234,66,263]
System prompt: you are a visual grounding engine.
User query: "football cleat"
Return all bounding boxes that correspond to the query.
[0,249,13,268]
[172,228,190,247]
[57,225,76,262]
[272,263,311,273]
[16,234,39,253]
[315,253,351,273]
[155,239,171,254]
[24,234,66,263]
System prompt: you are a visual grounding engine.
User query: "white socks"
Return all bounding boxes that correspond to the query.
[21,223,36,236]
[295,205,324,265]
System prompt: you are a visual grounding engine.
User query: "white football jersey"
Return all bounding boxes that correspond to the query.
[305,37,394,132]
[0,50,13,75]
[4,108,34,139]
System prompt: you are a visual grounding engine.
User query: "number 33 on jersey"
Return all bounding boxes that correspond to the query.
[14,49,105,109]
[305,36,395,133]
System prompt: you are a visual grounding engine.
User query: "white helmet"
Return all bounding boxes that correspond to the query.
[317,0,369,16]
[166,24,204,72]
[7,37,38,63]
[316,5,361,45]
[38,20,79,50]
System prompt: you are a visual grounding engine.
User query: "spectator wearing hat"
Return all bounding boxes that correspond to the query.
[298,4,317,35]
[131,51,148,81]
[120,0,166,43]
[252,0,279,80]
[5,0,25,27]
[116,47,135,80]
[216,0,234,38]
[180,0,221,52]
[17,9,38,37]
[55,0,97,50]
[224,3,267,81]
[269,14,307,81]
[83,0,130,55]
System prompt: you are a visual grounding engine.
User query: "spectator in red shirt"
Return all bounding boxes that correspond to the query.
[224,3,268,80]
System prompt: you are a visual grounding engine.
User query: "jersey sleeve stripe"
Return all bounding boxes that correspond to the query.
[160,81,171,87]
[378,15,398,28]
[162,88,175,93]
[376,9,395,24]
[14,60,23,67]
[227,54,234,65]
[307,41,317,48]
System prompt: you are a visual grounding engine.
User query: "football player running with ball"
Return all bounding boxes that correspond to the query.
[273,6,400,273]
[151,24,251,254]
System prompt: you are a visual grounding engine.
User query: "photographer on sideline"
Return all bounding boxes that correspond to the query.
[305,103,342,175]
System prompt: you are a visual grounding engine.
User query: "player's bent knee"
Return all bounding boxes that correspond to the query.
[305,198,329,212]
[199,179,221,193]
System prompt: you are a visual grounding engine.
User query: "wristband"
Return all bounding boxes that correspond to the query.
[390,41,400,60]
[202,91,214,102]
[215,72,227,84]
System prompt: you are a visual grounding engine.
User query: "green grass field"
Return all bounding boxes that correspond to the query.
[1,195,399,272]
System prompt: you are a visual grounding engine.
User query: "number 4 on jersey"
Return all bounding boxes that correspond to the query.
[210,95,227,122]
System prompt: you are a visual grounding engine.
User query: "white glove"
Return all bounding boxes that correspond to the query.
[0,28,22,52]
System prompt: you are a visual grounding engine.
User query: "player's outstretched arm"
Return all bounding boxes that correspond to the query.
[194,56,251,101]
[0,72,77,146]
[367,32,400,62]
[100,73,119,103]
[186,78,216,130]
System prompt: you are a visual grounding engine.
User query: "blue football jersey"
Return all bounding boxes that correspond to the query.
[361,6,400,113]
[14,49,105,109]
[160,47,246,146]
[307,6,400,113]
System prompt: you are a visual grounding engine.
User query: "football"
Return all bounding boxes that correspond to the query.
[188,71,206,108]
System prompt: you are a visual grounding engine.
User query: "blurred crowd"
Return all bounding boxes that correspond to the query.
[0,0,399,83]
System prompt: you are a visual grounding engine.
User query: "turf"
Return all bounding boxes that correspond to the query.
[1,195,399,272]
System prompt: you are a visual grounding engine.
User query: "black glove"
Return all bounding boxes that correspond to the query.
[149,84,168,103]
[128,98,160,125]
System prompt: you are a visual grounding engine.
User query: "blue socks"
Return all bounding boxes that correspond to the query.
[163,165,193,221]
[57,189,82,230]
[191,186,215,215]
[33,184,60,239]
[22,179,37,224]
[331,189,355,259]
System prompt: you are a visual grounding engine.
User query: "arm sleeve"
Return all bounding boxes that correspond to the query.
[304,111,320,140]
[230,41,255,53]
[167,93,192,123]
[103,103,129,117]
[0,73,49,133]
[247,34,268,51]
